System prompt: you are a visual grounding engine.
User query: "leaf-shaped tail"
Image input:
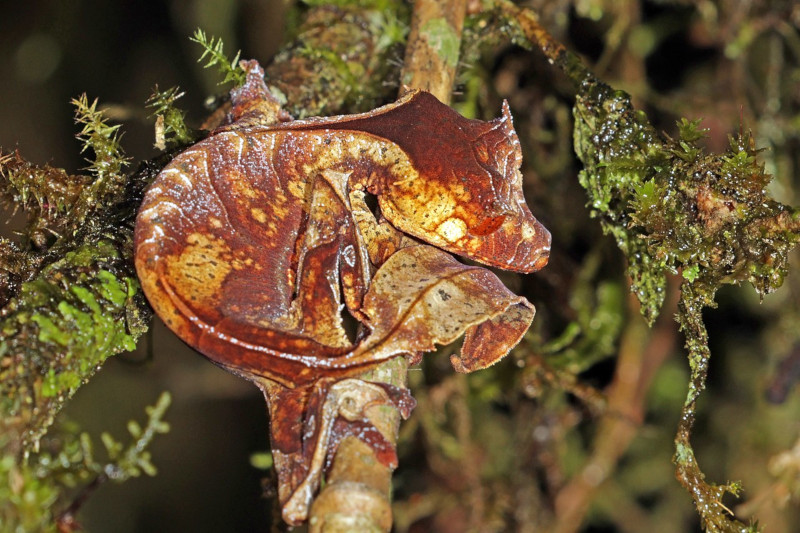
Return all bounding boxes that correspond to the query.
[351,244,534,371]
[453,299,533,372]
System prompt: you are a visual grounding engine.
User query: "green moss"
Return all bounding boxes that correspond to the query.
[571,76,800,329]
[420,18,460,69]
[289,3,408,114]
[190,29,246,87]
[681,264,700,282]
[0,152,93,250]
[146,86,195,149]
[73,95,128,176]
[0,448,60,533]
[0,236,148,446]
[28,268,138,400]
[298,43,364,92]
[573,84,669,324]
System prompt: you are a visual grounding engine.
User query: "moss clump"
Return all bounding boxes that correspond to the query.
[0,236,148,446]
[1,90,154,450]
[0,152,93,251]
[0,31,245,529]
[574,82,799,326]
[572,83,666,324]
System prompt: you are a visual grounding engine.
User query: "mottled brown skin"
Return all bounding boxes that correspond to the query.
[134,61,550,524]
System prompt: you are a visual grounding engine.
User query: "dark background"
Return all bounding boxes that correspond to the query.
[2,1,800,532]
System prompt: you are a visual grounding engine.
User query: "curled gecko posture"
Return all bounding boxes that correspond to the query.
[135,60,550,524]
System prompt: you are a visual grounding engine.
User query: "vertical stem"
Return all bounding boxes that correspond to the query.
[309,358,408,532]
[673,284,751,532]
[400,0,468,103]
[310,1,467,529]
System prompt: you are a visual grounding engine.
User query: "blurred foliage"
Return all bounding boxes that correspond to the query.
[2,0,800,532]
[0,392,170,533]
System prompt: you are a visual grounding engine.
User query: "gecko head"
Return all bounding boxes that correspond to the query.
[375,93,551,273]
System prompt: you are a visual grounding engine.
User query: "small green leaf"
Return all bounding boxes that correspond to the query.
[682,264,700,282]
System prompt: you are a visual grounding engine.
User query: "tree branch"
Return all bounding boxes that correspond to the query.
[308,0,468,529]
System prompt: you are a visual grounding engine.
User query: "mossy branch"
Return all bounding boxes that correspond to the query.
[499,3,800,531]
[0,28,251,531]
[1,234,151,449]
[0,91,157,450]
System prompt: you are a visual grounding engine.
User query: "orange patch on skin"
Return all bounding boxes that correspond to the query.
[164,232,232,307]
[251,207,268,223]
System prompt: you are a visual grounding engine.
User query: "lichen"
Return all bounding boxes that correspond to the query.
[420,18,461,69]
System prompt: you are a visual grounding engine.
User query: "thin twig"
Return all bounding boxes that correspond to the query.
[55,473,108,533]
[552,281,680,533]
